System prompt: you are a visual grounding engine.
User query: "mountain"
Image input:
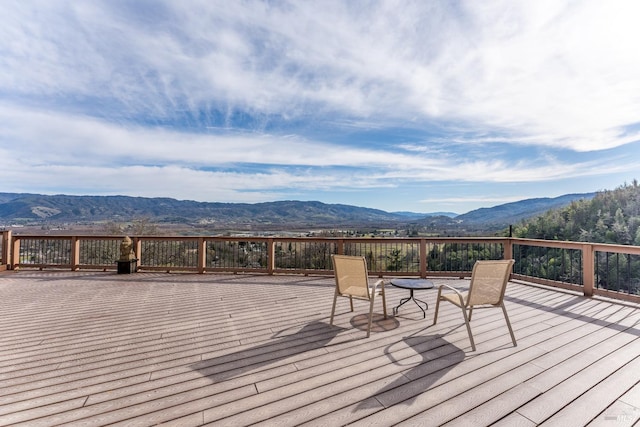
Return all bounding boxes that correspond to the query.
[456,193,596,225]
[0,193,406,227]
[512,182,640,245]
[0,192,595,230]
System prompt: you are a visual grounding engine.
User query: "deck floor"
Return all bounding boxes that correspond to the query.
[1,271,640,426]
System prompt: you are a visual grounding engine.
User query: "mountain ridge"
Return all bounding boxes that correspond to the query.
[455,193,596,225]
[0,192,595,229]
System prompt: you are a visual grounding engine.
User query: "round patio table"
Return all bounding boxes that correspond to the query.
[390,278,434,318]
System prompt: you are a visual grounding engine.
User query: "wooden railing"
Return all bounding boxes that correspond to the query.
[2,230,640,302]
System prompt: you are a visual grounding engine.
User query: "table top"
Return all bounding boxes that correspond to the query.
[389,278,434,290]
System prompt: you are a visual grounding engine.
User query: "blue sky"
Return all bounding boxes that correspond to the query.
[1,1,639,215]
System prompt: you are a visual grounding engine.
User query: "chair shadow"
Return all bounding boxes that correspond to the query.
[357,333,466,409]
[350,313,401,333]
[189,320,346,383]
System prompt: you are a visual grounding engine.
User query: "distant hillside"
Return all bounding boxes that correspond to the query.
[513,182,640,244]
[0,193,407,227]
[456,193,596,225]
[0,191,597,231]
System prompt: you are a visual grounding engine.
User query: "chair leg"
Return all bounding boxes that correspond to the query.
[468,306,474,321]
[501,303,517,347]
[433,289,442,325]
[461,305,476,351]
[349,295,354,312]
[329,290,338,326]
[381,288,387,319]
[366,295,375,338]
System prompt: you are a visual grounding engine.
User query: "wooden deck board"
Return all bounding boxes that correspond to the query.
[587,380,640,426]
[1,271,639,426]
[539,354,640,426]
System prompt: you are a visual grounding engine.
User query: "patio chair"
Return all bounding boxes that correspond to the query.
[433,259,516,351]
[330,254,387,338]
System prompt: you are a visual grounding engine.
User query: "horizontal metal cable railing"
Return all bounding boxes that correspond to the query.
[2,231,640,302]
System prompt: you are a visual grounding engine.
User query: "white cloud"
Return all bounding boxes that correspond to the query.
[2,99,638,195]
[0,103,421,168]
[3,1,640,150]
[1,0,639,212]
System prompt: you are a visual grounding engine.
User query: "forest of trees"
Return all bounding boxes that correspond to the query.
[512,180,640,246]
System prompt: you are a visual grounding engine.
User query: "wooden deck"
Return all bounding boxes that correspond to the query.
[1,271,640,426]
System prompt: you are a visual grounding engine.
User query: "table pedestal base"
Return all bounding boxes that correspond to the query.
[393,289,429,318]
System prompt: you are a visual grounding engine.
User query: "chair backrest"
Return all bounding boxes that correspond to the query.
[331,255,371,299]
[467,259,514,306]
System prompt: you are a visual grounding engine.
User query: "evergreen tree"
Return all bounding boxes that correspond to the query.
[512,182,640,245]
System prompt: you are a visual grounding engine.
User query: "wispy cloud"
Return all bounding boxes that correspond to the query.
[0,0,638,213]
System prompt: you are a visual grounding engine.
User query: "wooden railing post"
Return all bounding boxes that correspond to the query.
[267,238,275,275]
[504,238,513,261]
[420,238,427,278]
[337,238,344,255]
[582,243,595,297]
[11,235,20,270]
[1,230,11,271]
[70,236,80,271]
[133,237,142,269]
[198,237,206,274]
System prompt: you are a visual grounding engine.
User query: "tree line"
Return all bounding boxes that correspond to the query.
[511,180,640,246]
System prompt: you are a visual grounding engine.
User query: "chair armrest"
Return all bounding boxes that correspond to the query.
[371,279,385,294]
[437,283,467,306]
